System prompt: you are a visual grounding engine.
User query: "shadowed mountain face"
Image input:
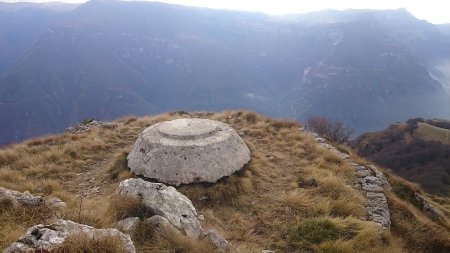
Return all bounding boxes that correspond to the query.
[0,1,450,144]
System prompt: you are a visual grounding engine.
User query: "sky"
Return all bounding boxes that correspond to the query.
[2,0,450,24]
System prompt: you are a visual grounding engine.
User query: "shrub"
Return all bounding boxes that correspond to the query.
[307,117,353,143]
[82,118,94,125]
[298,176,318,188]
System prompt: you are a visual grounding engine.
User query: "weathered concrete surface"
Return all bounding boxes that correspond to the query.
[116,178,203,238]
[3,219,135,253]
[127,118,250,185]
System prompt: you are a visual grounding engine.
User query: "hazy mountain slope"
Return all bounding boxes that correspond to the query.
[0,1,449,144]
[351,119,450,195]
[438,24,450,35]
[0,7,59,73]
[283,17,450,132]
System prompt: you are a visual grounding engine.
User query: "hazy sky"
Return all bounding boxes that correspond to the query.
[3,0,450,24]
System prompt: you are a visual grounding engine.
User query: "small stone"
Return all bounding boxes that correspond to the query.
[315,137,326,143]
[202,229,229,252]
[198,215,205,221]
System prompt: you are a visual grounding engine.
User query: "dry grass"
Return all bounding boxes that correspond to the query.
[387,191,450,252]
[416,122,450,145]
[288,216,403,253]
[0,110,448,252]
[55,233,128,253]
[108,195,154,221]
[0,197,56,248]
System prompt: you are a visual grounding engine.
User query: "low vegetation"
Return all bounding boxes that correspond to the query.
[0,111,449,252]
[307,116,353,144]
[351,119,450,195]
[55,233,127,253]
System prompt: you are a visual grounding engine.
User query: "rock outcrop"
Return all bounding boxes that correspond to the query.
[3,219,135,253]
[127,118,250,186]
[414,192,442,221]
[116,178,229,251]
[312,135,391,229]
[65,120,115,134]
[0,187,65,209]
[116,178,203,238]
[351,164,392,229]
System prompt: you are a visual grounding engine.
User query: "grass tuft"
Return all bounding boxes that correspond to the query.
[54,233,127,253]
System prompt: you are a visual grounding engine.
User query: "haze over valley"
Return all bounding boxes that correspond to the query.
[0,0,450,144]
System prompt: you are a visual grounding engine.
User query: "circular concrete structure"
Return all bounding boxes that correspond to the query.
[127,118,251,186]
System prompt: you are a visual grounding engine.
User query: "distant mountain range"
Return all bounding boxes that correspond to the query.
[1,0,450,144]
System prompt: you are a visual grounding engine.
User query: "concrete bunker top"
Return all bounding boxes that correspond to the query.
[127,118,251,186]
[157,119,220,140]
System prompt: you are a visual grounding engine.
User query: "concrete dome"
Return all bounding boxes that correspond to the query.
[127,118,250,186]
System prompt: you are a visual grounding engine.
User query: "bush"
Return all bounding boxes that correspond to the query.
[307,117,353,143]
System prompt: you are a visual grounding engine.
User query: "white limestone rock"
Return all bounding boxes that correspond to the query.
[116,178,203,238]
[0,187,65,209]
[3,219,135,253]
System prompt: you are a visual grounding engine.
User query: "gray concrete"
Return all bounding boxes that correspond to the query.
[127,118,250,186]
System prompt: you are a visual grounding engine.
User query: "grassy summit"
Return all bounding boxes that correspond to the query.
[0,111,449,252]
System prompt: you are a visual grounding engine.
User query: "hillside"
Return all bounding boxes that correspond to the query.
[1,111,449,252]
[416,122,450,145]
[351,119,450,195]
[1,1,450,145]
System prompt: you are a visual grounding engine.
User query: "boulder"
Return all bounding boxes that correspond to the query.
[0,187,65,209]
[127,118,250,186]
[3,219,135,253]
[116,178,203,238]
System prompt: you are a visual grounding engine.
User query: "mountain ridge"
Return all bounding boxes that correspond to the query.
[0,1,449,144]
